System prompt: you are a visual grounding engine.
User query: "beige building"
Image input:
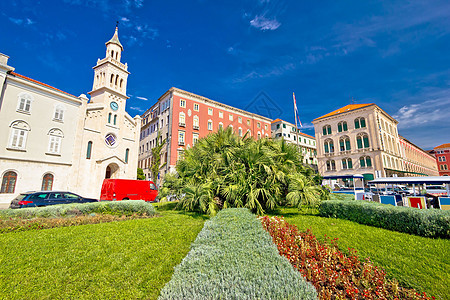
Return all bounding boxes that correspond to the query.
[0,27,140,205]
[312,103,438,182]
[270,119,317,167]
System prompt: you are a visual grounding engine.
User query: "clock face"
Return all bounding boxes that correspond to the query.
[110,101,119,111]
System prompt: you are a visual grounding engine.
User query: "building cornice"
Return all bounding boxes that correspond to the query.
[88,86,129,99]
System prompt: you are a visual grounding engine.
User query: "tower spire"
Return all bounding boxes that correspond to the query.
[106,23,123,51]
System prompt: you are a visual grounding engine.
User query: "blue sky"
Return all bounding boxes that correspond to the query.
[1,0,449,149]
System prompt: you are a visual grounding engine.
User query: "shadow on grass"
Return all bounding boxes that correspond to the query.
[154,201,210,221]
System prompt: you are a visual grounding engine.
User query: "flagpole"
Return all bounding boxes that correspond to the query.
[293,92,300,153]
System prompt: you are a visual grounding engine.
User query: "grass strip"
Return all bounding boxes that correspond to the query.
[159,208,317,300]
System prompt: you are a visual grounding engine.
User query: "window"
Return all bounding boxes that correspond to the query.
[257,122,261,128]
[238,117,242,124]
[247,129,251,136]
[86,141,93,159]
[8,120,30,150]
[208,120,213,131]
[229,114,233,121]
[337,121,348,132]
[193,103,199,111]
[322,125,331,135]
[193,133,199,145]
[441,164,448,170]
[178,131,185,145]
[105,133,117,147]
[208,108,213,115]
[179,112,186,126]
[113,114,117,125]
[1,171,17,193]
[439,156,446,162]
[265,124,268,130]
[177,149,184,161]
[354,117,366,129]
[17,93,32,113]
[180,99,186,108]
[219,111,223,118]
[277,124,280,129]
[282,124,286,129]
[324,139,334,153]
[359,156,372,167]
[218,122,223,130]
[247,119,250,126]
[238,127,243,137]
[326,160,336,171]
[41,173,53,191]
[257,132,261,139]
[342,158,353,169]
[339,136,351,151]
[54,105,64,121]
[108,113,112,123]
[48,128,63,154]
[193,116,199,129]
[125,148,129,163]
[357,133,370,149]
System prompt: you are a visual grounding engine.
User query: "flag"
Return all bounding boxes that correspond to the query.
[293,92,303,128]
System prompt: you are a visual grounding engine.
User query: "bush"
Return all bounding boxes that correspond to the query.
[261,216,434,300]
[319,200,450,238]
[158,208,317,300]
[329,193,355,201]
[0,200,156,220]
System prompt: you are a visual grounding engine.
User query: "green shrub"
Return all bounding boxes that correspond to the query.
[158,208,317,300]
[329,193,355,201]
[0,200,156,219]
[319,200,450,238]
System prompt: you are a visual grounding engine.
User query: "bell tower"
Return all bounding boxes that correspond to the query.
[89,25,130,105]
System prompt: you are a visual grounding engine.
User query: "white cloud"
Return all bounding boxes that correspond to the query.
[129,106,144,112]
[136,96,148,101]
[250,15,280,31]
[233,62,295,83]
[9,17,34,26]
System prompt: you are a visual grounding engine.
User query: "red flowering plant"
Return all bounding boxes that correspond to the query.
[260,216,434,300]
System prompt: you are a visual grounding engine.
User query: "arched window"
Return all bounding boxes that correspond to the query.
[337,121,348,132]
[339,136,351,151]
[41,173,53,191]
[342,158,353,169]
[1,171,17,193]
[257,132,261,140]
[110,74,114,84]
[48,128,64,154]
[17,93,33,113]
[8,120,31,150]
[108,113,112,123]
[326,160,336,171]
[322,125,331,135]
[120,79,123,89]
[359,156,372,168]
[125,148,129,164]
[115,74,119,87]
[357,133,370,149]
[86,141,93,159]
[113,114,117,125]
[179,112,185,126]
[354,117,366,129]
[324,139,334,153]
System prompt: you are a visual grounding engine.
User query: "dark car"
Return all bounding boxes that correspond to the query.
[9,191,98,209]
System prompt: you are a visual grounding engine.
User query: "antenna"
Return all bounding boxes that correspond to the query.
[116,20,119,28]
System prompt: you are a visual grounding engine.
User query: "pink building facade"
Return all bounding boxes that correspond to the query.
[434,143,450,176]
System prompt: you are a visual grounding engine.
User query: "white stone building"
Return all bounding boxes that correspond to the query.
[271,119,318,166]
[0,27,140,205]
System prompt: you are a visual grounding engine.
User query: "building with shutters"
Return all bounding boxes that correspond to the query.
[138,88,272,183]
[0,26,140,205]
[312,103,438,183]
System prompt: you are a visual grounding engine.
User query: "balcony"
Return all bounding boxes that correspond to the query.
[179,122,186,127]
[193,125,199,130]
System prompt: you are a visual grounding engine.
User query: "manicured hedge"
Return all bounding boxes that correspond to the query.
[0,200,156,219]
[158,208,317,300]
[319,200,450,238]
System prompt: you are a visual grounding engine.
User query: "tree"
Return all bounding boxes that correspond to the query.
[137,168,145,180]
[150,131,167,185]
[160,127,327,215]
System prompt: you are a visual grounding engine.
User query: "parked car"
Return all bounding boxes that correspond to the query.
[100,179,158,202]
[9,191,98,209]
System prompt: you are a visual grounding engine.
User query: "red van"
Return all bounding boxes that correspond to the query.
[100,179,158,202]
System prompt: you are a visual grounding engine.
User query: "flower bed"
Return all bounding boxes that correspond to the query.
[159,208,317,299]
[260,216,434,300]
[319,200,450,238]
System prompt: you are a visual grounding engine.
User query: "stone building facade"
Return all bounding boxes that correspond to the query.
[138,87,272,183]
[270,119,317,167]
[0,27,140,204]
[312,103,438,182]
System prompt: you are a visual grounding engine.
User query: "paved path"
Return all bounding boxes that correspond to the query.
[0,203,10,210]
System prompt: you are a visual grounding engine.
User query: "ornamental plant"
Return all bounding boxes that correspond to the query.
[260,216,434,300]
[160,127,328,215]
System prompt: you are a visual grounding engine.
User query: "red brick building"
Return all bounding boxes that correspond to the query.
[434,143,450,176]
[138,87,272,183]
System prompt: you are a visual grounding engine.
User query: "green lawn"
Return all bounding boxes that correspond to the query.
[0,203,206,300]
[268,207,450,300]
